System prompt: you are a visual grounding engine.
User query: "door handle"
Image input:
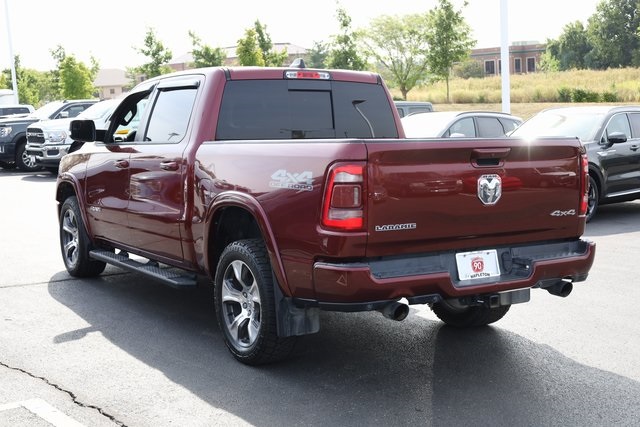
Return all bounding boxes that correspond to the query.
[630,144,639,151]
[471,148,511,167]
[114,159,129,168]
[160,161,179,171]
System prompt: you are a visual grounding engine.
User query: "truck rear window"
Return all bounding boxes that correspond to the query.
[215,80,398,140]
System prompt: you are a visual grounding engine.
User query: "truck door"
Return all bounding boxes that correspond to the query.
[83,90,151,244]
[125,77,201,261]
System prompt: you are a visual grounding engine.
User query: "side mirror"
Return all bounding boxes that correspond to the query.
[70,119,96,142]
[607,131,627,144]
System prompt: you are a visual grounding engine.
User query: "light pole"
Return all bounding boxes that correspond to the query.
[4,0,19,103]
[500,0,510,114]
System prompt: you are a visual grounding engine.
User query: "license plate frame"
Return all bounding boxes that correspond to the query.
[455,249,501,281]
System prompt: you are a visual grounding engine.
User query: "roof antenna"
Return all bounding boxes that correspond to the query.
[290,58,306,69]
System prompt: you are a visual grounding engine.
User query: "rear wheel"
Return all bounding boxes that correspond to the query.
[430,299,510,328]
[59,196,106,277]
[214,239,296,365]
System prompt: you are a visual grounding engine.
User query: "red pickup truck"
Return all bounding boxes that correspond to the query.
[57,64,595,365]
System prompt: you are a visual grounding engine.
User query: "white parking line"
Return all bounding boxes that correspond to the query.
[0,398,86,427]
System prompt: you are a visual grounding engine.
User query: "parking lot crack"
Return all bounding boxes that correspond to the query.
[0,360,128,426]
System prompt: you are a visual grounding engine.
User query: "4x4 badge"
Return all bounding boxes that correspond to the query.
[478,174,502,205]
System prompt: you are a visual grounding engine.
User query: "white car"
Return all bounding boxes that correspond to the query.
[25,99,121,172]
[401,111,522,138]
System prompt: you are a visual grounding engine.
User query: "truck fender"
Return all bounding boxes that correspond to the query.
[205,191,292,296]
[55,172,94,238]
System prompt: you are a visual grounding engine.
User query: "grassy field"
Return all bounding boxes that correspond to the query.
[390,67,640,120]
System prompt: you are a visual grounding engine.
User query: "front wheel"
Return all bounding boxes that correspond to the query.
[59,196,106,277]
[214,239,296,365]
[430,299,510,328]
[16,142,42,172]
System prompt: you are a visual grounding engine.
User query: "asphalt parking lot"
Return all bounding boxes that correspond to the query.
[1,169,639,426]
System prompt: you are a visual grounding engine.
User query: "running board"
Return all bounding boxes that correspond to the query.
[90,249,198,288]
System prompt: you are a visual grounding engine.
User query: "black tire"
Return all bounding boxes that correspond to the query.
[430,299,510,328]
[16,142,42,172]
[59,196,106,277]
[586,175,599,223]
[214,239,296,365]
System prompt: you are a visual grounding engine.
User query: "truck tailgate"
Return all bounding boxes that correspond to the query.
[364,138,585,257]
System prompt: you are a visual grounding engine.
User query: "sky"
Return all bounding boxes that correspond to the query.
[1,0,602,72]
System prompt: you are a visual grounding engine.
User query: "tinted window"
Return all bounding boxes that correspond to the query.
[216,79,398,140]
[477,117,506,137]
[499,118,521,134]
[605,113,631,141]
[628,113,640,138]
[2,107,29,115]
[60,104,91,119]
[145,88,197,143]
[447,117,475,137]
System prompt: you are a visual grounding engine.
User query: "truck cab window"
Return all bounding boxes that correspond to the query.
[144,88,197,143]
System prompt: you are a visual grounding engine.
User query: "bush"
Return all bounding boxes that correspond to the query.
[558,87,572,102]
[571,88,600,102]
[601,91,618,102]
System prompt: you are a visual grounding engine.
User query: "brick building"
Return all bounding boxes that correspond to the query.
[470,42,546,75]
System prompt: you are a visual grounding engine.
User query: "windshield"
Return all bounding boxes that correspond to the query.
[30,101,65,120]
[510,109,606,141]
[77,99,119,120]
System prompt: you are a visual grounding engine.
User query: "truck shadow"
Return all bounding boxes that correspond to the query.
[47,272,640,426]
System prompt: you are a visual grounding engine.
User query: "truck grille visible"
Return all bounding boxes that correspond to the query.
[26,128,45,144]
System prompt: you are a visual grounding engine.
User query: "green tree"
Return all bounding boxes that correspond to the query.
[586,0,640,68]
[326,5,367,70]
[425,0,475,103]
[59,55,97,99]
[48,45,67,98]
[359,14,431,100]
[134,27,173,79]
[538,50,560,72]
[254,20,288,66]
[236,28,265,66]
[1,56,42,105]
[546,21,592,70]
[452,59,484,79]
[188,31,226,67]
[307,41,329,68]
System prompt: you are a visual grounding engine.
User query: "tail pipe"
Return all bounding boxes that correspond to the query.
[545,280,573,298]
[378,301,410,321]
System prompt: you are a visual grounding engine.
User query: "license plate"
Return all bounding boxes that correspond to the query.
[456,249,500,281]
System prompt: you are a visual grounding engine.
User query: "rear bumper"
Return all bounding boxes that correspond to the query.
[303,239,595,310]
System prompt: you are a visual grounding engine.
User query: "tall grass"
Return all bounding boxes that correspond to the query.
[396,68,640,105]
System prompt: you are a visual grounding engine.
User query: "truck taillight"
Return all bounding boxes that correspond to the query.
[580,154,589,216]
[322,164,365,230]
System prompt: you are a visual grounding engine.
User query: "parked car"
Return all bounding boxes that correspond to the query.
[25,99,121,173]
[401,110,522,138]
[394,101,434,117]
[509,105,640,222]
[0,99,98,171]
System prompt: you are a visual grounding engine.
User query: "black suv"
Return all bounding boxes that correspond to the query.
[510,105,640,221]
[0,99,97,171]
